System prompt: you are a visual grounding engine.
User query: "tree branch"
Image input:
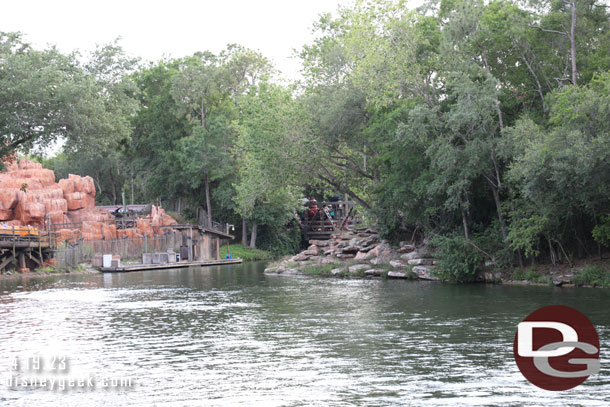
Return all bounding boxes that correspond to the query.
[527,25,568,36]
[316,166,372,210]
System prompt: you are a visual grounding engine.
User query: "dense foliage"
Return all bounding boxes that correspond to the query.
[296,0,610,274]
[2,0,610,268]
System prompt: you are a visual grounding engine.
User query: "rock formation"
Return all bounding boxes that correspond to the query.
[0,159,176,241]
[265,228,439,281]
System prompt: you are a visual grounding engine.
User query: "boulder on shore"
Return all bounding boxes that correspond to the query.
[412,266,439,281]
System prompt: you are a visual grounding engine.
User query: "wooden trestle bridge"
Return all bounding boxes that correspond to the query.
[0,226,55,273]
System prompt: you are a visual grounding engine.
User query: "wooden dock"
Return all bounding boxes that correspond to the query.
[100,258,243,272]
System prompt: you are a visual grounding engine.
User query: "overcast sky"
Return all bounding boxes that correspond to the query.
[1,0,361,80]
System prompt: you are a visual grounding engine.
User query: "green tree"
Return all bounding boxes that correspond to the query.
[506,73,610,262]
[53,40,141,204]
[0,32,126,164]
[233,82,304,248]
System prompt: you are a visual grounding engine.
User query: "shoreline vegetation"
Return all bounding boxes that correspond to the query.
[220,244,273,261]
[264,229,610,288]
[1,243,607,288]
[266,257,610,288]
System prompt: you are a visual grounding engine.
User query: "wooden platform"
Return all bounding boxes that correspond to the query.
[100,258,243,272]
[0,239,52,249]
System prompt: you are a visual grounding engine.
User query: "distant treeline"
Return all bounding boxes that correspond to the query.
[1,1,610,276]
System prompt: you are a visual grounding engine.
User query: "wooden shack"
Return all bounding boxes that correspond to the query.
[164,225,234,261]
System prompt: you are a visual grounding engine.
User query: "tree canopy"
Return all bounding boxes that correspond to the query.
[3,0,610,265]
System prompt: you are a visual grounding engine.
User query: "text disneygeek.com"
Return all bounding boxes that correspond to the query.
[2,355,134,391]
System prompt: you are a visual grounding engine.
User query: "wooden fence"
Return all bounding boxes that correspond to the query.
[53,232,183,269]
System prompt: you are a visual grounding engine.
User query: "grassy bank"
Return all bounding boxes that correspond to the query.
[572,265,610,288]
[220,244,273,261]
[511,268,553,285]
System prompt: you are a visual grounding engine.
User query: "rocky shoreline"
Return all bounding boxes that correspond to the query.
[265,228,440,280]
[265,228,595,287]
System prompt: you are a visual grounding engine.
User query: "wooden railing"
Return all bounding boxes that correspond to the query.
[0,225,56,248]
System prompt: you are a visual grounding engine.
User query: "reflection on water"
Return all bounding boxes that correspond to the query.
[0,263,609,406]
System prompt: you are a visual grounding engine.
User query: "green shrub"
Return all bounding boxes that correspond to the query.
[220,244,273,261]
[512,268,526,280]
[36,266,57,273]
[592,216,610,248]
[512,267,550,284]
[473,221,513,268]
[572,266,610,287]
[256,221,302,257]
[301,264,336,275]
[430,235,482,283]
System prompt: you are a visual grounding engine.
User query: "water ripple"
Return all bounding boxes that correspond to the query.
[0,264,608,406]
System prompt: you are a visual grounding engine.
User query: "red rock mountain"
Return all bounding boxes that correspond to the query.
[0,159,176,241]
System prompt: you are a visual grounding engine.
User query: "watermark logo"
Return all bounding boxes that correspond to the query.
[513,305,600,391]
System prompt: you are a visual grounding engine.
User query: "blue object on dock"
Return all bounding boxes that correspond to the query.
[226,254,233,259]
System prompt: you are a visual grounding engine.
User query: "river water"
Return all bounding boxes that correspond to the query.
[0,262,608,406]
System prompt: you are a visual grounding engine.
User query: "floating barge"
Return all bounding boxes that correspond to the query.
[100,258,242,272]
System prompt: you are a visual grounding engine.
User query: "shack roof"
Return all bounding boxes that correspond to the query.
[98,205,148,212]
[161,224,234,239]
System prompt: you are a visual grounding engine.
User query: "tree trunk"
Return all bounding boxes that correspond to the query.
[489,181,508,240]
[363,145,367,173]
[204,171,212,228]
[461,207,470,240]
[569,0,577,86]
[547,236,557,265]
[241,217,248,246]
[249,220,257,249]
[94,171,103,196]
[201,96,207,129]
[109,169,117,205]
[520,50,548,112]
[517,249,525,269]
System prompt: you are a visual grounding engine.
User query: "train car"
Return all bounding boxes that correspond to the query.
[0,224,40,238]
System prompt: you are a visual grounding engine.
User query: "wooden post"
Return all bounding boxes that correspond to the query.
[18,252,26,271]
[12,225,15,259]
[188,227,193,262]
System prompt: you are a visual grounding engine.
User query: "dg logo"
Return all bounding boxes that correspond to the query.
[513,305,601,391]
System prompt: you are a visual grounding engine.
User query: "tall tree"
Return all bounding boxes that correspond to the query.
[233,82,304,248]
[170,52,226,227]
[0,32,125,163]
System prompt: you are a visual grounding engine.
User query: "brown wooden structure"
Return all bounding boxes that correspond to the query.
[299,200,358,241]
[0,229,55,273]
[100,258,242,273]
[161,224,234,261]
